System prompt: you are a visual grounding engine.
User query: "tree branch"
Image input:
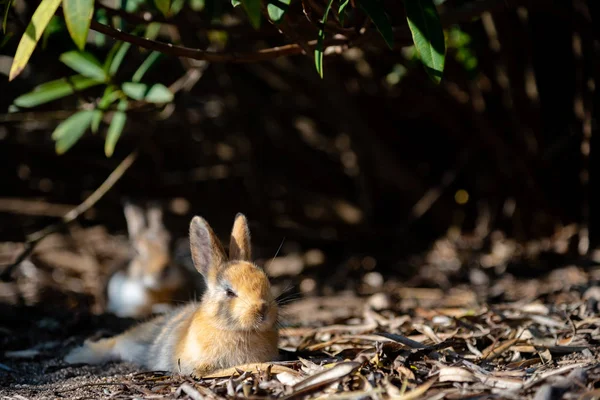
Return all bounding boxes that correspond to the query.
[87,0,513,64]
[89,20,350,62]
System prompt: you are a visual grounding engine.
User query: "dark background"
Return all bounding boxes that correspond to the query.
[1,0,600,293]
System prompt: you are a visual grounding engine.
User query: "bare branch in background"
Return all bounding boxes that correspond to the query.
[0,151,138,281]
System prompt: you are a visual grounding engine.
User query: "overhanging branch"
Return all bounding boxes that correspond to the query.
[88,0,512,64]
[89,20,350,62]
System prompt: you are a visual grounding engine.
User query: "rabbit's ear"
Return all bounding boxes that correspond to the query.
[124,201,146,238]
[189,216,226,281]
[229,213,251,261]
[146,202,164,233]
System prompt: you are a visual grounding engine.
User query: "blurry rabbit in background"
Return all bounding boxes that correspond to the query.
[106,201,204,318]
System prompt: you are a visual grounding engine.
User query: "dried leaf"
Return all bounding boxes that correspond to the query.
[291,362,361,394]
[175,383,203,400]
[482,338,520,360]
[277,371,305,386]
[438,366,476,383]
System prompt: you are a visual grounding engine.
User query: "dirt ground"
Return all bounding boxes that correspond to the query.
[2,225,600,399]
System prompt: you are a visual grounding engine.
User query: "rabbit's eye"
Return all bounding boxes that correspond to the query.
[225,287,237,298]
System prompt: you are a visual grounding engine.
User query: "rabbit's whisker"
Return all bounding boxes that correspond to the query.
[264,237,286,276]
[276,293,302,306]
[271,237,286,263]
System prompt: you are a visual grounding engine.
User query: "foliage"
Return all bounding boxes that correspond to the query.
[314,0,335,79]
[3,0,449,157]
[447,26,478,78]
[8,0,62,80]
[266,0,291,24]
[404,0,445,84]
[62,0,94,50]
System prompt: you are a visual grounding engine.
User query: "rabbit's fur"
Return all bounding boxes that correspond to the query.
[106,201,202,318]
[65,213,279,377]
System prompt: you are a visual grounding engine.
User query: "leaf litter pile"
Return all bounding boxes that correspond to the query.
[2,226,600,399]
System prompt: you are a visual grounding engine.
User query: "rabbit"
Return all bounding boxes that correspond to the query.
[65,213,280,377]
[105,201,203,318]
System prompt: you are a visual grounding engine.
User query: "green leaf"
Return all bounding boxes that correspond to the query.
[240,0,261,29]
[52,110,94,154]
[91,85,119,132]
[94,7,107,46]
[91,110,103,133]
[99,85,121,108]
[190,0,205,11]
[103,41,120,70]
[404,0,446,83]
[132,51,161,82]
[2,0,14,33]
[207,30,228,47]
[314,0,334,78]
[105,99,128,157]
[9,0,62,81]
[107,42,131,76]
[59,51,107,81]
[338,0,350,26]
[144,21,161,40]
[154,0,170,16]
[170,0,185,14]
[13,75,103,108]
[231,0,241,7]
[124,0,145,12]
[357,0,393,49]
[267,0,290,24]
[63,0,94,50]
[122,82,174,103]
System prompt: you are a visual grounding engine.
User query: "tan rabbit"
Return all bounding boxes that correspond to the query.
[65,213,279,377]
[106,201,202,318]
